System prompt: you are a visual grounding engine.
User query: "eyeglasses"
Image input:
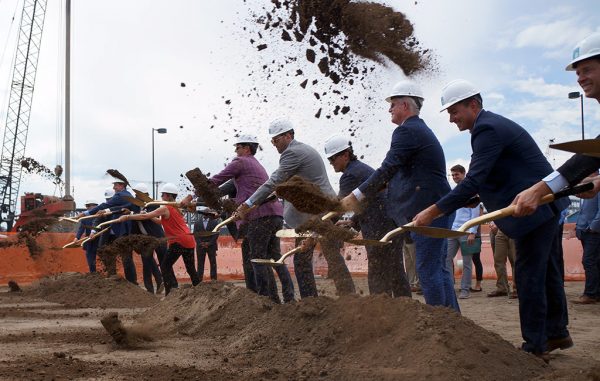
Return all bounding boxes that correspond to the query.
[271,134,285,144]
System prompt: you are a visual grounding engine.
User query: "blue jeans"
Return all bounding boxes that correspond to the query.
[578,230,600,299]
[446,237,473,292]
[515,215,568,354]
[412,214,459,312]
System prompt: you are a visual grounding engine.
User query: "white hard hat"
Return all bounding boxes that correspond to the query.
[104,188,115,198]
[385,80,425,103]
[84,199,99,206]
[160,182,179,195]
[440,79,480,112]
[324,134,351,158]
[566,32,600,71]
[233,134,259,145]
[268,118,294,137]
[132,182,149,194]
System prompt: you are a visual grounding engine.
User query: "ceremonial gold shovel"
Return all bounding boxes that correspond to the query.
[251,247,304,267]
[550,139,600,157]
[59,214,104,224]
[402,183,593,239]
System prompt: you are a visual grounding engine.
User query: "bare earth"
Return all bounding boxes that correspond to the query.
[0,273,598,381]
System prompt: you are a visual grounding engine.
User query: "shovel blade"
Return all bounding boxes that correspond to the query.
[402,226,468,239]
[251,259,284,267]
[550,139,600,157]
[346,239,390,247]
[275,229,312,238]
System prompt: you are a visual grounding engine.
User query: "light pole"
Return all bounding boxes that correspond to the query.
[568,91,584,139]
[152,128,167,199]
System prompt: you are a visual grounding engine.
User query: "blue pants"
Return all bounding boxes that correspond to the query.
[577,230,600,299]
[196,246,218,281]
[83,239,98,273]
[141,252,162,293]
[412,214,460,312]
[515,215,568,354]
[100,233,137,285]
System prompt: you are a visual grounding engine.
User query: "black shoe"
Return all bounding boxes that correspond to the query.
[546,335,573,353]
[487,290,508,297]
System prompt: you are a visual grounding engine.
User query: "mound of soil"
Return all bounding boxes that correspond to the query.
[29,273,158,308]
[135,282,548,380]
[275,175,341,214]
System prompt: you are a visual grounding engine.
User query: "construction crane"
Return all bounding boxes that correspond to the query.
[0,0,48,230]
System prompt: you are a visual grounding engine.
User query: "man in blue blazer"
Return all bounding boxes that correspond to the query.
[340,80,458,311]
[78,178,137,284]
[514,32,600,214]
[413,80,570,358]
[325,134,411,297]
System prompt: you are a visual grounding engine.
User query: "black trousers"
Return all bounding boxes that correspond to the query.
[161,243,200,295]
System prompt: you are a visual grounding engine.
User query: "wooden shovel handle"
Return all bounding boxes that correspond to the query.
[381,221,415,242]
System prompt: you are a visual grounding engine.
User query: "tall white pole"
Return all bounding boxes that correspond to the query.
[65,0,71,197]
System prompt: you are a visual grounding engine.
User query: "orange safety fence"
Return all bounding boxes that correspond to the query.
[0,223,585,286]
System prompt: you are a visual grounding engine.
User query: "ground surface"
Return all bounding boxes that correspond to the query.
[0,274,599,380]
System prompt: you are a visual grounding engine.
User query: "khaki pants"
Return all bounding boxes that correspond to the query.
[493,230,516,293]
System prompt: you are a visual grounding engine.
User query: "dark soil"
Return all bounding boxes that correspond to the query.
[106,169,130,186]
[295,217,356,241]
[135,282,549,380]
[28,272,158,308]
[7,280,21,292]
[275,175,341,214]
[186,168,236,213]
[97,234,163,275]
[20,157,63,185]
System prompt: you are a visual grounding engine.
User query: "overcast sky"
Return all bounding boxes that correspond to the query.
[0,0,599,211]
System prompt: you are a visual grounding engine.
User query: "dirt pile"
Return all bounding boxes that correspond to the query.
[97,234,163,275]
[186,168,237,213]
[275,175,341,214]
[29,272,157,308]
[0,217,59,256]
[135,282,548,380]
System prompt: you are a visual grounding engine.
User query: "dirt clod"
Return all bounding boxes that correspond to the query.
[275,175,341,214]
[7,280,22,292]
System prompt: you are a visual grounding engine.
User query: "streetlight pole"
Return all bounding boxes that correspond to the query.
[151,128,167,199]
[568,91,585,139]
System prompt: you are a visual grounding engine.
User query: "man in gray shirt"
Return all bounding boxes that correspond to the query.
[237,118,355,297]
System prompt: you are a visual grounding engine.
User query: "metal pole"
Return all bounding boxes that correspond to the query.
[580,94,585,140]
[151,129,155,199]
[65,0,71,196]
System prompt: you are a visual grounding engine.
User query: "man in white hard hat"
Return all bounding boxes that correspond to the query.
[237,119,356,298]
[115,182,200,295]
[130,182,165,294]
[339,80,456,310]
[324,134,411,297]
[74,200,100,272]
[79,177,138,284]
[210,134,295,303]
[514,32,600,215]
[412,79,570,359]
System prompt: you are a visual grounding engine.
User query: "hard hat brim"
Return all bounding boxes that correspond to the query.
[565,52,600,71]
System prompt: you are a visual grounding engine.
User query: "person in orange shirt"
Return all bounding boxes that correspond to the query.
[115,182,199,295]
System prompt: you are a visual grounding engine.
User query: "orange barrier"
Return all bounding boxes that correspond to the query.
[0,223,585,285]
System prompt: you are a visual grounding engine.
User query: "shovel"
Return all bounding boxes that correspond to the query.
[77,227,110,245]
[275,228,395,247]
[133,189,154,203]
[59,213,105,224]
[550,139,600,157]
[62,236,88,249]
[402,183,593,239]
[251,247,304,267]
[123,195,147,208]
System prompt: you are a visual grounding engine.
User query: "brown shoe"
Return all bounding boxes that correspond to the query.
[572,295,598,304]
[546,335,573,353]
[487,290,508,297]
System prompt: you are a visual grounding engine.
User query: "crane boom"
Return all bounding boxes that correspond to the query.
[0,0,48,230]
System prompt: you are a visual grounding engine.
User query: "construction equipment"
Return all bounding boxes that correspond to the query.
[0,0,50,231]
[12,192,75,231]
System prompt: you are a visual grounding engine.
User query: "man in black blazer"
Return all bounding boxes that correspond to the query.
[514,32,600,215]
[194,207,220,281]
[413,79,570,358]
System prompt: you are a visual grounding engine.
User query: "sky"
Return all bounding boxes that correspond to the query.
[0,0,599,215]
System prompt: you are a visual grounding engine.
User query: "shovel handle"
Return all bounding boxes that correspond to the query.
[381,221,415,242]
[321,211,338,221]
[280,246,304,261]
[458,183,593,232]
[81,227,110,244]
